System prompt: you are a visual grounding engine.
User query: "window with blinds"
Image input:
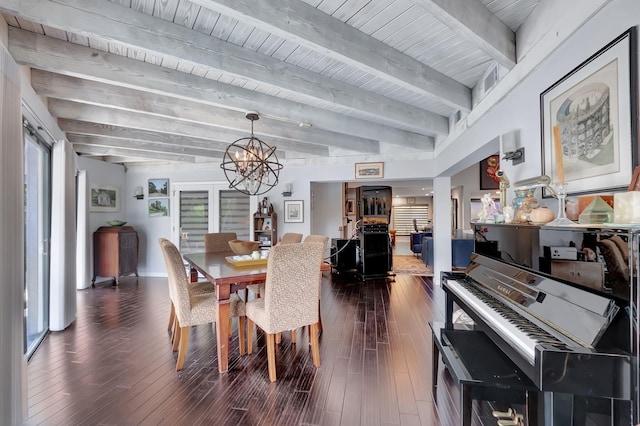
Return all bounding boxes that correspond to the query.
[179,190,209,252]
[393,205,430,235]
[219,190,250,240]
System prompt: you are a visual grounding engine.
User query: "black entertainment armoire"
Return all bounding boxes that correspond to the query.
[355,185,393,280]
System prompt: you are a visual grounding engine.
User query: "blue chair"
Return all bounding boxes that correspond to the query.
[421,237,474,268]
[411,232,432,256]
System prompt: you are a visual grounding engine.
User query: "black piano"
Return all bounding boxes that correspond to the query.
[438,252,634,425]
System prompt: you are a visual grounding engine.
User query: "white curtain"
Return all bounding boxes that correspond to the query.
[0,43,26,425]
[50,139,77,330]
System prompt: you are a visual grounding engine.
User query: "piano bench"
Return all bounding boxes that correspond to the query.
[430,322,538,426]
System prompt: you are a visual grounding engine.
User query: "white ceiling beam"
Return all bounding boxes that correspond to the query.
[413,0,516,69]
[190,0,471,111]
[9,28,425,149]
[0,0,449,135]
[67,134,225,159]
[30,70,380,152]
[73,144,197,162]
[48,99,351,155]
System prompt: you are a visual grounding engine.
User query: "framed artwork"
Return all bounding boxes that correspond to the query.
[263,218,272,230]
[148,199,169,217]
[355,162,384,179]
[148,178,169,198]
[346,199,355,214]
[284,200,304,223]
[479,155,500,190]
[89,184,119,212]
[540,27,638,197]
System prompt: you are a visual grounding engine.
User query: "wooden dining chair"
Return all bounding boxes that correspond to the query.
[204,232,237,252]
[159,238,246,371]
[245,241,325,381]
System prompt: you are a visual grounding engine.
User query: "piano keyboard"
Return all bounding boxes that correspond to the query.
[444,277,564,365]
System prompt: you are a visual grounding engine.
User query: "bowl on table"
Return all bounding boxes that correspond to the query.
[228,239,261,255]
[106,220,127,226]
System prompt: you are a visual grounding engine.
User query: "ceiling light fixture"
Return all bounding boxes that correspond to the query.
[220,112,283,196]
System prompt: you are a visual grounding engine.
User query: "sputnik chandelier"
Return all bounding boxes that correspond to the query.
[220,112,283,196]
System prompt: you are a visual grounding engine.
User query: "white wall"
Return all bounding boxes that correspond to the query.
[77,156,126,286]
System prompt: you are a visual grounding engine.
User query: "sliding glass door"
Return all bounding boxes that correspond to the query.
[24,130,51,357]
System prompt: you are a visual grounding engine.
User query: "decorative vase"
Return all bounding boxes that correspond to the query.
[503,206,515,223]
[529,206,555,224]
[513,189,537,223]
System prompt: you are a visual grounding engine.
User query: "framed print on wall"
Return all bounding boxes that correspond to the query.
[148,178,169,198]
[479,155,500,190]
[284,200,304,223]
[540,27,638,197]
[148,198,169,217]
[355,162,384,179]
[90,184,119,212]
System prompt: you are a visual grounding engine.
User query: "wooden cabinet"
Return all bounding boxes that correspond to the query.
[253,213,277,249]
[92,226,139,286]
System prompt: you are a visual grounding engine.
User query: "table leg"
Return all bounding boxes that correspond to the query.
[189,266,198,283]
[215,282,232,373]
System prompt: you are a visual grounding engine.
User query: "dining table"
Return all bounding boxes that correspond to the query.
[182,251,267,373]
[182,250,331,373]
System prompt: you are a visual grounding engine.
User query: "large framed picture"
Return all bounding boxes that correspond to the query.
[284,200,304,223]
[90,184,119,212]
[540,27,638,197]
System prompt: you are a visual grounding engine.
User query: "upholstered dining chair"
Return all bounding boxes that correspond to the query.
[204,232,237,252]
[246,241,325,381]
[159,238,246,371]
[246,233,303,297]
[159,238,213,339]
[279,232,303,244]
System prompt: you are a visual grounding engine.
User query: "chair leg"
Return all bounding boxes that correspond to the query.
[275,332,282,344]
[176,326,189,371]
[172,320,181,352]
[247,318,254,355]
[291,329,296,343]
[238,316,246,355]
[318,300,323,334]
[168,302,175,331]
[267,333,277,382]
[310,323,321,367]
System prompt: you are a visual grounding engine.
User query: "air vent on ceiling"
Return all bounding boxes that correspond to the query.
[483,66,499,92]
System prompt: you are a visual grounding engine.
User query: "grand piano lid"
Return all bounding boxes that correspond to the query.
[466,254,620,348]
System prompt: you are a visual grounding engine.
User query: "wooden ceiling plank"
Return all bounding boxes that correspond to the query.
[73,144,197,162]
[31,69,380,151]
[0,0,448,135]
[9,28,429,149]
[48,99,338,156]
[190,0,471,111]
[414,0,516,69]
[67,134,225,158]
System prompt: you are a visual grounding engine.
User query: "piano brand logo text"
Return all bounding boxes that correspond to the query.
[496,285,513,297]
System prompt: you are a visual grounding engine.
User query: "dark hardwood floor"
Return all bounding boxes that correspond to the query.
[24,272,499,425]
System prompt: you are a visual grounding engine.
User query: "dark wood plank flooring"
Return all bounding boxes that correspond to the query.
[24,272,500,425]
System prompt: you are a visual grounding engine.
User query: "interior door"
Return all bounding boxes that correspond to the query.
[171,183,250,253]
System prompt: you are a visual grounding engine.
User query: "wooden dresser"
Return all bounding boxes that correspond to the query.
[92,225,139,286]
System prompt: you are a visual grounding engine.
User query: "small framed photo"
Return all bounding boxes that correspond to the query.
[90,184,119,212]
[148,178,169,198]
[346,199,355,214]
[149,199,169,217]
[355,162,384,179]
[284,200,304,223]
[263,218,272,230]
